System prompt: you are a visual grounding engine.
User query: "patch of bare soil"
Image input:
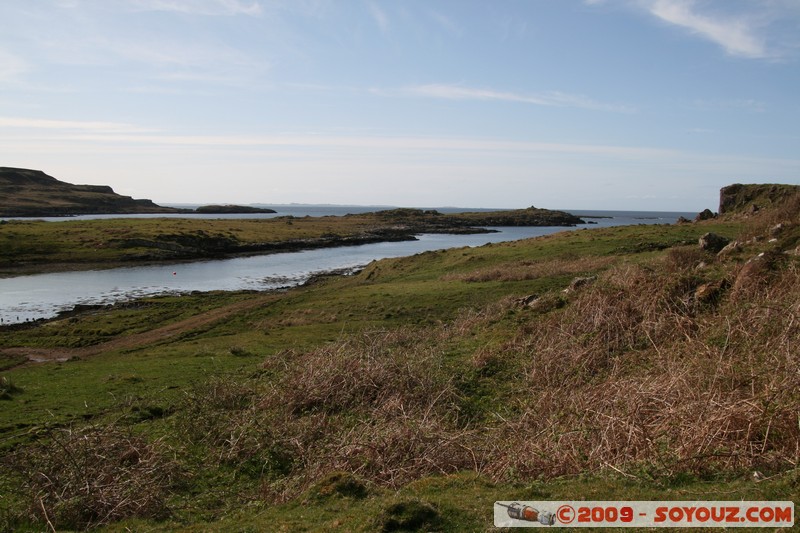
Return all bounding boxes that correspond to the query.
[0,293,277,367]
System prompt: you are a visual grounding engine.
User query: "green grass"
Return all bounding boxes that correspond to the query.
[0,214,419,272]
[0,220,747,439]
[0,348,253,447]
[0,291,257,349]
[3,212,799,532]
[95,471,797,532]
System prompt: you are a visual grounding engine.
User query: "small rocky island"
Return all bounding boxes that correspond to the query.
[195,204,276,214]
[365,206,585,231]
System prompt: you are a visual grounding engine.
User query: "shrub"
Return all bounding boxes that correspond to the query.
[172,246,800,499]
[663,245,711,272]
[486,261,800,480]
[374,499,442,533]
[7,424,180,530]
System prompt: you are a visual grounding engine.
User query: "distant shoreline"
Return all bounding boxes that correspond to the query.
[2,206,696,222]
[0,207,588,278]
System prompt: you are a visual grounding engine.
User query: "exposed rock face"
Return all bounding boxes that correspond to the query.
[698,232,730,253]
[515,293,566,313]
[716,240,742,258]
[719,183,800,215]
[732,252,781,293]
[694,208,716,222]
[563,275,597,294]
[769,223,785,237]
[0,167,180,217]
[693,280,727,305]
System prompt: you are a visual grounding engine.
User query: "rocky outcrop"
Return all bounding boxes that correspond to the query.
[0,167,181,217]
[732,251,782,293]
[716,240,743,258]
[372,207,585,229]
[693,279,728,305]
[719,183,800,215]
[694,208,716,222]
[698,232,730,253]
[195,205,276,214]
[563,275,597,294]
[110,228,418,261]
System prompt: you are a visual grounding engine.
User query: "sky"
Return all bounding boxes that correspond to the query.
[0,0,798,211]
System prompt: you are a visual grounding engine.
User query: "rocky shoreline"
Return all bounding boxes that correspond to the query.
[108,227,424,262]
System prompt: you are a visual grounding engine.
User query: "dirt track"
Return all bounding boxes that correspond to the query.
[0,293,277,366]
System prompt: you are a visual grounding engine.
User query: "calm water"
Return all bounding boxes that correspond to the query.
[0,208,691,324]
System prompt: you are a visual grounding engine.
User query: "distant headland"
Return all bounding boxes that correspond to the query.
[0,167,275,217]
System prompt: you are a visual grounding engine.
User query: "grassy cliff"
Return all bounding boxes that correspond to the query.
[0,185,798,531]
[719,183,800,215]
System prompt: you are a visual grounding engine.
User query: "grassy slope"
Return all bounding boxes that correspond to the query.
[1,207,798,531]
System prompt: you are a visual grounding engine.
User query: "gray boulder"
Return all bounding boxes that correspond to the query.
[699,232,730,253]
[694,209,716,222]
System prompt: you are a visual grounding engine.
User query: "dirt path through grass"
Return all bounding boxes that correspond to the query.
[1,293,277,366]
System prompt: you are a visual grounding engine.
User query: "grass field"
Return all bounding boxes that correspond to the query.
[1,201,798,531]
[0,215,391,273]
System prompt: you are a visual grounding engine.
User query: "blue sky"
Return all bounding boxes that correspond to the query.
[1,0,798,210]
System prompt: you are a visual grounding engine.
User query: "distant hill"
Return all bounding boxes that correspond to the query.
[0,167,181,217]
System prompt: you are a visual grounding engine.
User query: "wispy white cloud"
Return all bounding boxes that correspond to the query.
[693,98,767,113]
[0,2,267,89]
[366,1,389,34]
[40,25,268,86]
[0,116,153,133]
[6,131,798,175]
[397,84,635,113]
[126,0,262,16]
[584,0,800,60]
[1,126,674,160]
[427,10,462,36]
[0,49,28,84]
[109,34,264,74]
[644,0,767,58]
[3,124,798,208]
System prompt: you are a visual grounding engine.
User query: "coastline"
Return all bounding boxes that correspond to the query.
[0,208,582,277]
